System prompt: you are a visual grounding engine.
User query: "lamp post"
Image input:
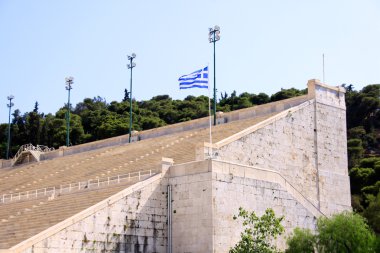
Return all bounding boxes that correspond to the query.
[127,53,136,143]
[65,76,74,147]
[6,95,14,159]
[208,25,220,126]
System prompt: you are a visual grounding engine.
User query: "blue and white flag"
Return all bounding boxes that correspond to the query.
[178,66,209,89]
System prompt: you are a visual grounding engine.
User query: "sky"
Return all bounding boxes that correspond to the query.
[0,0,379,123]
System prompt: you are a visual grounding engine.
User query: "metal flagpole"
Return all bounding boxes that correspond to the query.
[208,81,212,157]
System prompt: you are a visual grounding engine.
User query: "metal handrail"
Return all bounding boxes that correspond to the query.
[12,144,55,163]
[0,169,155,204]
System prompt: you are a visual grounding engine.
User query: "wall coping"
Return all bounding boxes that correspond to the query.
[307,79,346,94]
[210,99,314,149]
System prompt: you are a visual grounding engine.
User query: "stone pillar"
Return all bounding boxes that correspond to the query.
[162,157,174,176]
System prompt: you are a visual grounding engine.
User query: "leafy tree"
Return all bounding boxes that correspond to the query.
[230,207,284,253]
[122,88,129,102]
[285,228,315,253]
[252,93,270,105]
[363,192,380,233]
[350,167,375,193]
[286,212,376,253]
[347,138,364,168]
[270,88,307,102]
[346,84,379,132]
[33,101,39,113]
[317,212,376,253]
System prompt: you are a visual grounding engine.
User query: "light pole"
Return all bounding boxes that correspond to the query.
[127,53,136,143]
[65,76,74,147]
[208,25,220,126]
[6,95,14,159]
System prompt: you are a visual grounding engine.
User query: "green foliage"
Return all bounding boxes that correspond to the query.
[346,84,380,132]
[364,192,380,234]
[317,212,376,253]
[350,167,375,193]
[285,228,315,253]
[347,138,364,168]
[229,207,284,253]
[270,88,307,102]
[286,212,376,253]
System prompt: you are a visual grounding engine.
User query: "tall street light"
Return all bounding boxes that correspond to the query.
[6,95,14,159]
[209,25,221,126]
[127,53,136,143]
[65,76,74,147]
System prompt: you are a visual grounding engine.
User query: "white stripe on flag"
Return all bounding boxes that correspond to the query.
[178,66,209,89]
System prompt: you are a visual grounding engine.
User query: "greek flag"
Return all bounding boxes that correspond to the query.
[178,66,209,89]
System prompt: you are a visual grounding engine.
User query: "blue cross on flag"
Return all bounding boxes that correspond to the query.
[178,66,209,89]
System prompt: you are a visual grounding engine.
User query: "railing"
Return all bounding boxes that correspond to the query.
[0,169,155,204]
[12,144,55,163]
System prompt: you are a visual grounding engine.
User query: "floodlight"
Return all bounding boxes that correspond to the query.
[65,76,74,83]
[126,51,137,143]
[7,95,14,100]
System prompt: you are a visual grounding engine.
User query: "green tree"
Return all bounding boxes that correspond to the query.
[285,228,315,253]
[122,88,130,102]
[317,212,376,253]
[347,139,364,168]
[270,88,307,102]
[350,167,375,193]
[363,192,380,233]
[230,207,284,253]
[286,212,376,253]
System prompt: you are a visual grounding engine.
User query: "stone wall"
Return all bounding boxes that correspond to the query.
[168,160,213,252]
[167,160,319,252]
[19,175,168,253]
[215,80,351,215]
[212,161,317,251]
[216,101,320,207]
[310,81,350,215]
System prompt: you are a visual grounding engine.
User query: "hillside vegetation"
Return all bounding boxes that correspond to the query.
[0,84,379,232]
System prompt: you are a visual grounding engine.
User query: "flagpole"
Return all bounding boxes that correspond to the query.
[208,80,212,157]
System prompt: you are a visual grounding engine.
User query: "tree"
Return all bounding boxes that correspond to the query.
[230,207,284,253]
[347,138,364,168]
[270,88,306,102]
[122,88,129,102]
[363,192,380,233]
[286,212,376,253]
[285,228,315,253]
[317,212,376,252]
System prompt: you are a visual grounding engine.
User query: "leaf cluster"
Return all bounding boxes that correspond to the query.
[286,212,378,253]
[230,207,284,253]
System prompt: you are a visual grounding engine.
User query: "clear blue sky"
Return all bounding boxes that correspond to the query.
[1,0,379,123]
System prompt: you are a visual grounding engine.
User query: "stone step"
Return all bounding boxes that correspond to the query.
[0,113,276,249]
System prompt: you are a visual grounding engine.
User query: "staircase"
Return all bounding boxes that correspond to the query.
[0,102,288,250]
[11,144,54,167]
